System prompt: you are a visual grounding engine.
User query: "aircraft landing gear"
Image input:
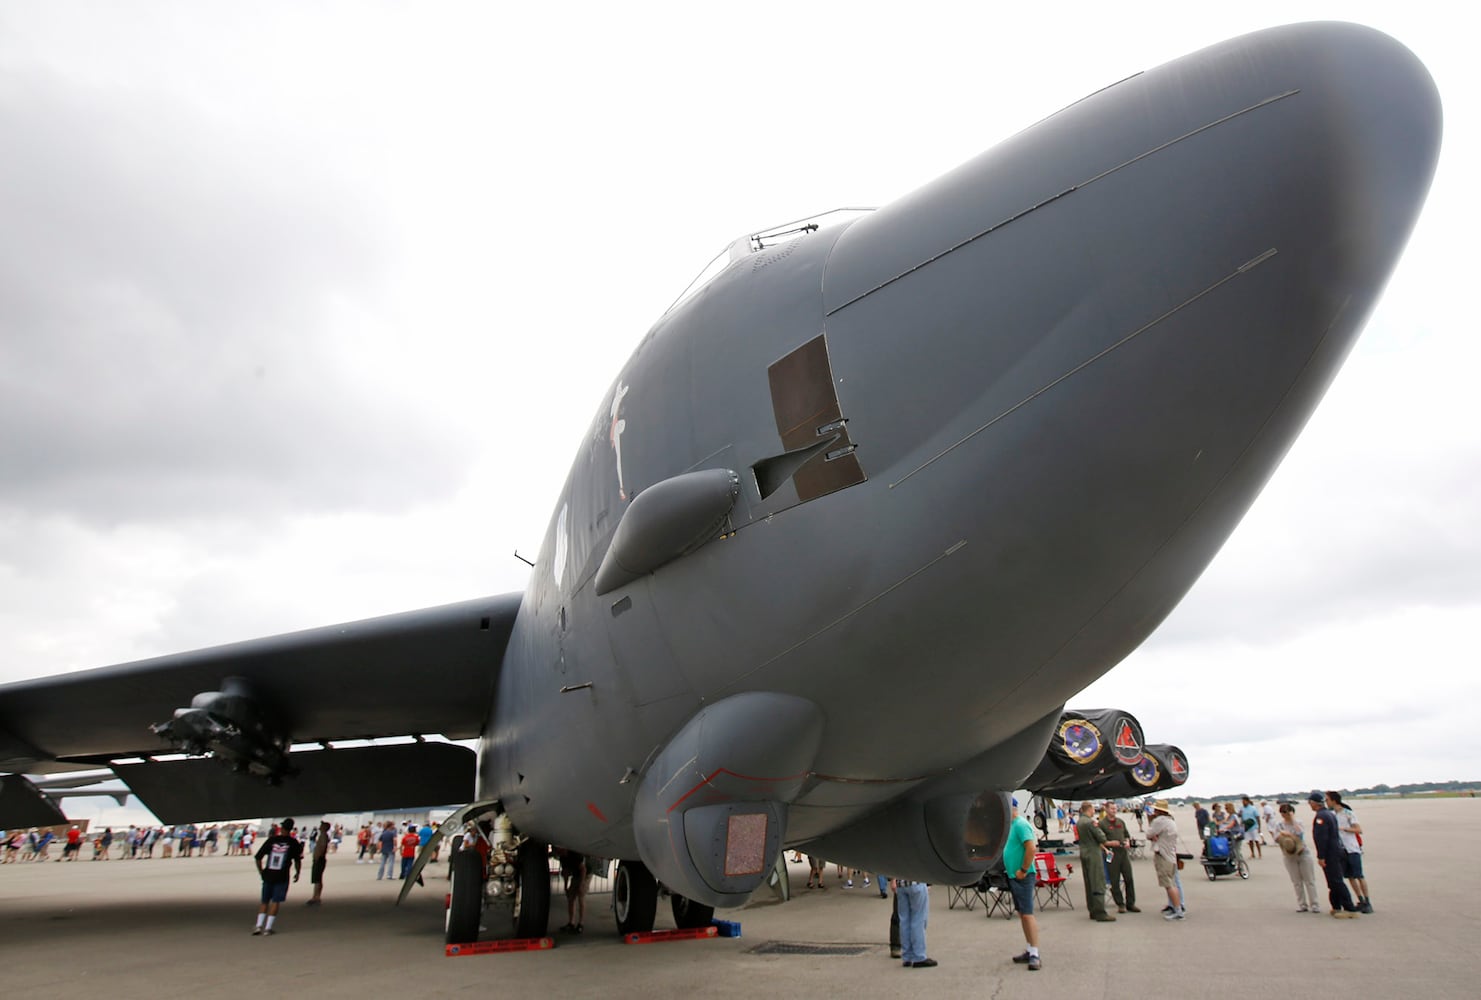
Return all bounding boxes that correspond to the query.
[512,840,551,938]
[445,850,484,944]
[671,892,715,929]
[613,859,658,935]
[443,814,550,944]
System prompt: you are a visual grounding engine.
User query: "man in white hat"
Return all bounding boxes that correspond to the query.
[1146,801,1184,920]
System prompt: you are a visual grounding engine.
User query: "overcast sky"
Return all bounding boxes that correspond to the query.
[2,1,1474,825]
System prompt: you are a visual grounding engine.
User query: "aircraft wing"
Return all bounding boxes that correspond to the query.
[0,594,520,823]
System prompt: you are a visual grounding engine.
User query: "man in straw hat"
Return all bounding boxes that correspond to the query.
[1145,801,1184,921]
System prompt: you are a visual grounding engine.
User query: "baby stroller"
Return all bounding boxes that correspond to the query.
[1201,833,1250,880]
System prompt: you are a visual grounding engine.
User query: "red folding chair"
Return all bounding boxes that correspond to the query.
[1033,852,1074,909]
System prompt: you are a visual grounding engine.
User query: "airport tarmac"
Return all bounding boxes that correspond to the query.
[3,796,1477,998]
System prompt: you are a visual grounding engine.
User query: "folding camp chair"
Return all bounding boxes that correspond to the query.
[983,866,1016,919]
[1033,852,1074,909]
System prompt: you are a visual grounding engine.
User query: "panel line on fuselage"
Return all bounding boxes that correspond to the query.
[826,90,1299,317]
[888,246,1280,489]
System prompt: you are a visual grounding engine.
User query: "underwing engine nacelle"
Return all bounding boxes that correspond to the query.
[795,790,1014,885]
[151,676,294,783]
[631,692,824,909]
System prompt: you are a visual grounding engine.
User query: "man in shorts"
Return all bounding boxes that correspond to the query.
[306,820,331,905]
[556,848,588,933]
[1003,798,1042,971]
[1147,800,1184,920]
[253,819,303,935]
[1240,796,1263,859]
[1327,791,1372,913]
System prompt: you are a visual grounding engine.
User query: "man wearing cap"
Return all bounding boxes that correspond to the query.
[1003,797,1042,971]
[1099,802,1138,913]
[1146,800,1184,920]
[253,818,303,935]
[1076,802,1116,921]
[1308,791,1360,918]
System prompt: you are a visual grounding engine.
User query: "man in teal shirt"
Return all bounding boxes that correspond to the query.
[1240,796,1263,860]
[1002,798,1042,971]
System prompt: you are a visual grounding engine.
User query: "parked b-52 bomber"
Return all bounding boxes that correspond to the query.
[0,22,1440,945]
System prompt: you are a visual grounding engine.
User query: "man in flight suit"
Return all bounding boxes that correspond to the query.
[1099,802,1138,913]
[1075,802,1116,921]
[1308,790,1360,919]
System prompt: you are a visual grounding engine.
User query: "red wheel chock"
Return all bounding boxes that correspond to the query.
[622,926,719,944]
[445,937,555,956]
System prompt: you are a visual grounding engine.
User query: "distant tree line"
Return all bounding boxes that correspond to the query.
[1177,779,1480,804]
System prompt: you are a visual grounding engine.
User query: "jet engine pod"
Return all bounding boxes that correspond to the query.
[150,677,295,782]
[799,790,1013,885]
[1136,744,1189,792]
[1021,708,1144,793]
[631,691,824,909]
[1045,743,1191,801]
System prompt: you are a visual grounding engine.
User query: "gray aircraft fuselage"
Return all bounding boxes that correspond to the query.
[478,22,1439,907]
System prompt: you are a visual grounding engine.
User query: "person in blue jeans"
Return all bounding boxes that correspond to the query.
[895,879,936,969]
[375,822,397,880]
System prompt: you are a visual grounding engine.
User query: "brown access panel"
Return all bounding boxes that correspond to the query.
[766,335,865,502]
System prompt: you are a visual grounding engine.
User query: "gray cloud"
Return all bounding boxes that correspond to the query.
[0,67,469,525]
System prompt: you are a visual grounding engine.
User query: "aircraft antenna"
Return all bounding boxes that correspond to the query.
[513,550,535,567]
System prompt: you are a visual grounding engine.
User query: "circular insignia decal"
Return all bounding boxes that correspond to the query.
[1111,717,1143,766]
[1058,719,1102,763]
[1131,755,1161,787]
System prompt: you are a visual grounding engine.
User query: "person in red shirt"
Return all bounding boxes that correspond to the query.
[64,826,82,861]
[400,825,422,882]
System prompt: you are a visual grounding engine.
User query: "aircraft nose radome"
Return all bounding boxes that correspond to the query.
[1282,21,1442,269]
[816,22,1442,486]
[792,23,1441,745]
[821,22,1440,320]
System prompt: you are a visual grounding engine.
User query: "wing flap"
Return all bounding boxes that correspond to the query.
[111,742,476,824]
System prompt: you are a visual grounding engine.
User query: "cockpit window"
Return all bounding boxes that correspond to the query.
[663,207,875,316]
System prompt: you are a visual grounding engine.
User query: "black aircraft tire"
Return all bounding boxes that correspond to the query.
[671,893,715,929]
[614,860,658,936]
[513,841,551,939]
[446,850,484,945]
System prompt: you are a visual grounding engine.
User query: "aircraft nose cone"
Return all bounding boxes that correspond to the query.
[1274,21,1441,291]
[820,21,1442,485]
[803,23,1442,726]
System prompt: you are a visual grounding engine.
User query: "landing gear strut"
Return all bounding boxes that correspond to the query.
[442,815,550,945]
